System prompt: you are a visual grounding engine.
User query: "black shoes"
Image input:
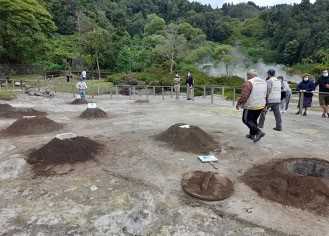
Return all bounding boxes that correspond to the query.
[253,132,266,143]
[246,134,254,139]
[303,112,307,116]
[273,127,282,132]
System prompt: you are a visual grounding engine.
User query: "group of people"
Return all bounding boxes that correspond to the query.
[237,69,329,143]
[174,72,194,100]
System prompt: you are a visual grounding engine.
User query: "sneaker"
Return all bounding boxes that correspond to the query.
[253,132,266,143]
[246,134,254,139]
[273,127,282,132]
[296,111,300,115]
[303,112,307,116]
[322,113,326,118]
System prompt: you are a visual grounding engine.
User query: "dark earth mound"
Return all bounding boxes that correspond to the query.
[70,98,88,105]
[182,171,234,201]
[2,117,63,136]
[155,123,219,154]
[79,108,108,119]
[241,158,329,216]
[27,136,103,176]
[0,104,46,118]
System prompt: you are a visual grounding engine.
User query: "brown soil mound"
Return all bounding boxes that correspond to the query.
[70,99,88,105]
[0,105,46,119]
[182,171,234,201]
[241,158,329,216]
[79,108,108,119]
[155,123,219,154]
[2,117,63,136]
[27,136,103,176]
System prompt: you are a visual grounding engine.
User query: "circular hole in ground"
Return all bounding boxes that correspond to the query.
[286,159,329,178]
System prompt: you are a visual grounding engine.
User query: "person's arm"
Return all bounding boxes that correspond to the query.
[237,81,252,109]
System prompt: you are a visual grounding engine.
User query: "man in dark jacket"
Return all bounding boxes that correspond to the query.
[296,74,315,116]
[315,70,329,118]
[186,72,194,100]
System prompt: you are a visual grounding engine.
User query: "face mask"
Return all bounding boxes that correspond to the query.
[304,77,309,81]
[323,73,329,77]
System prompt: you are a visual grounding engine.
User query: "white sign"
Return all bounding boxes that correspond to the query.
[198,155,218,163]
[179,125,191,129]
[88,103,97,109]
[75,94,81,99]
[22,116,36,119]
[56,133,77,140]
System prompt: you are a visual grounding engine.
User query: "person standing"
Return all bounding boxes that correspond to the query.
[76,78,88,100]
[278,76,292,113]
[315,70,329,118]
[186,72,194,100]
[174,72,181,99]
[296,74,316,116]
[236,69,267,143]
[81,70,87,80]
[259,69,283,131]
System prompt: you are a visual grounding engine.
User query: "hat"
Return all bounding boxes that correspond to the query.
[303,73,311,78]
[267,69,276,77]
[247,69,257,76]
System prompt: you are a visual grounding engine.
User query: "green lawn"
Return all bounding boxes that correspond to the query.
[0,89,17,101]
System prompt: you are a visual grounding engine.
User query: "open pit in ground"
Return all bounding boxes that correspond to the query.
[182,171,234,201]
[70,98,88,105]
[27,136,103,176]
[155,123,219,154]
[0,103,46,118]
[2,117,63,136]
[79,108,108,119]
[241,158,329,216]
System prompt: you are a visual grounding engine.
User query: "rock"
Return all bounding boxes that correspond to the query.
[0,158,26,180]
[90,185,98,192]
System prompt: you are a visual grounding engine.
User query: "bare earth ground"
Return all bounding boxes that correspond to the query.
[0,93,329,236]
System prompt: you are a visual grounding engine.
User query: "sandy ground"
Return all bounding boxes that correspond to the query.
[0,93,329,236]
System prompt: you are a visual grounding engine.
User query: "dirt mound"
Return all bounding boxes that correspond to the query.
[241,158,329,216]
[70,98,88,105]
[0,105,46,119]
[155,123,219,154]
[182,171,234,201]
[79,108,108,119]
[27,136,103,176]
[2,117,63,136]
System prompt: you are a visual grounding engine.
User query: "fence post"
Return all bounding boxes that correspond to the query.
[115,86,118,96]
[211,87,214,104]
[170,86,173,98]
[153,86,156,96]
[110,87,113,99]
[97,87,100,96]
[203,86,206,98]
[129,87,132,100]
[222,87,225,97]
[162,87,165,100]
[233,88,236,107]
[299,91,304,116]
[146,86,149,100]
[133,86,136,98]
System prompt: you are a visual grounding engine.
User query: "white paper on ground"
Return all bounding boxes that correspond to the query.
[56,133,77,140]
[198,155,218,163]
[88,103,97,109]
[179,125,190,129]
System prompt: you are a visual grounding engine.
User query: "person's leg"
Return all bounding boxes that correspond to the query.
[272,103,282,130]
[286,93,291,111]
[242,109,252,136]
[247,110,262,136]
[319,95,326,117]
[258,107,267,129]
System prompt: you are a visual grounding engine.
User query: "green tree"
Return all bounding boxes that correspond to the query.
[0,0,56,63]
[144,14,166,35]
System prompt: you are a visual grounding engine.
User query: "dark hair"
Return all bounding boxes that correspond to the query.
[267,69,276,77]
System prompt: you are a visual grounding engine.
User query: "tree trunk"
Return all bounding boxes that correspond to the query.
[226,64,229,77]
[170,53,175,73]
[96,53,101,80]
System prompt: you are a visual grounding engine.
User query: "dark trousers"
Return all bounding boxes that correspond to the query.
[259,103,282,129]
[242,109,263,136]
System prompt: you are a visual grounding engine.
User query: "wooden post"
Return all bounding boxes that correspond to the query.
[129,87,132,100]
[203,86,206,98]
[153,86,156,96]
[97,87,100,96]
[211,87,214,104]
[162,87,165,100]
[233,88,236,107]
[115,86,118,95]
[299,91,304,116]
[170,86,173,98]
[222,87,225,97]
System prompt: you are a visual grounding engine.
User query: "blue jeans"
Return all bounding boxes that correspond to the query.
[79,89,86,99]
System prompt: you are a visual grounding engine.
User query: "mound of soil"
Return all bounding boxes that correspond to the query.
[27,136,103,176]
[241,158,329,216]
[155,123,219,154]
[0,104,46,119]
[79,108,108,119]
[70,98,88,105]
[2,117,63,136]
[182,171,234,201]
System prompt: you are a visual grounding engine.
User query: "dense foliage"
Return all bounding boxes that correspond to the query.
[0,0,328,76]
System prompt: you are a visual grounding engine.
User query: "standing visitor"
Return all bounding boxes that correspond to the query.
[315,70,329,118]
[186,72,194,100]
[174,72,181,99]
[76,78,88,100]
[296,74,315,116]
[236,69,267,143]
[278,76,292,113]
[259,69,283,131]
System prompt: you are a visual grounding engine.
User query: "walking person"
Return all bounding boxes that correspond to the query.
[315,70,329,118]
[278,76,292,113]
[174,72,181,99]
[296,74,316,116]
[76,78,88,100]
[236,69,267,143]
[259,69,283,131]
[186,72,194,100]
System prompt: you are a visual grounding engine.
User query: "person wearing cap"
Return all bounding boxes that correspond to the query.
[236,69,267,143]
[76,78,88,100]
[174,72,181,99]
[259,69,282,131]
[296,74,315,116]
[81,70,87,80]
[278,76,292,112]
[315,70,329,118]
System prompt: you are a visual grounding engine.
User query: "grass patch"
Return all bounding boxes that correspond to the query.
[0,89,17,101]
